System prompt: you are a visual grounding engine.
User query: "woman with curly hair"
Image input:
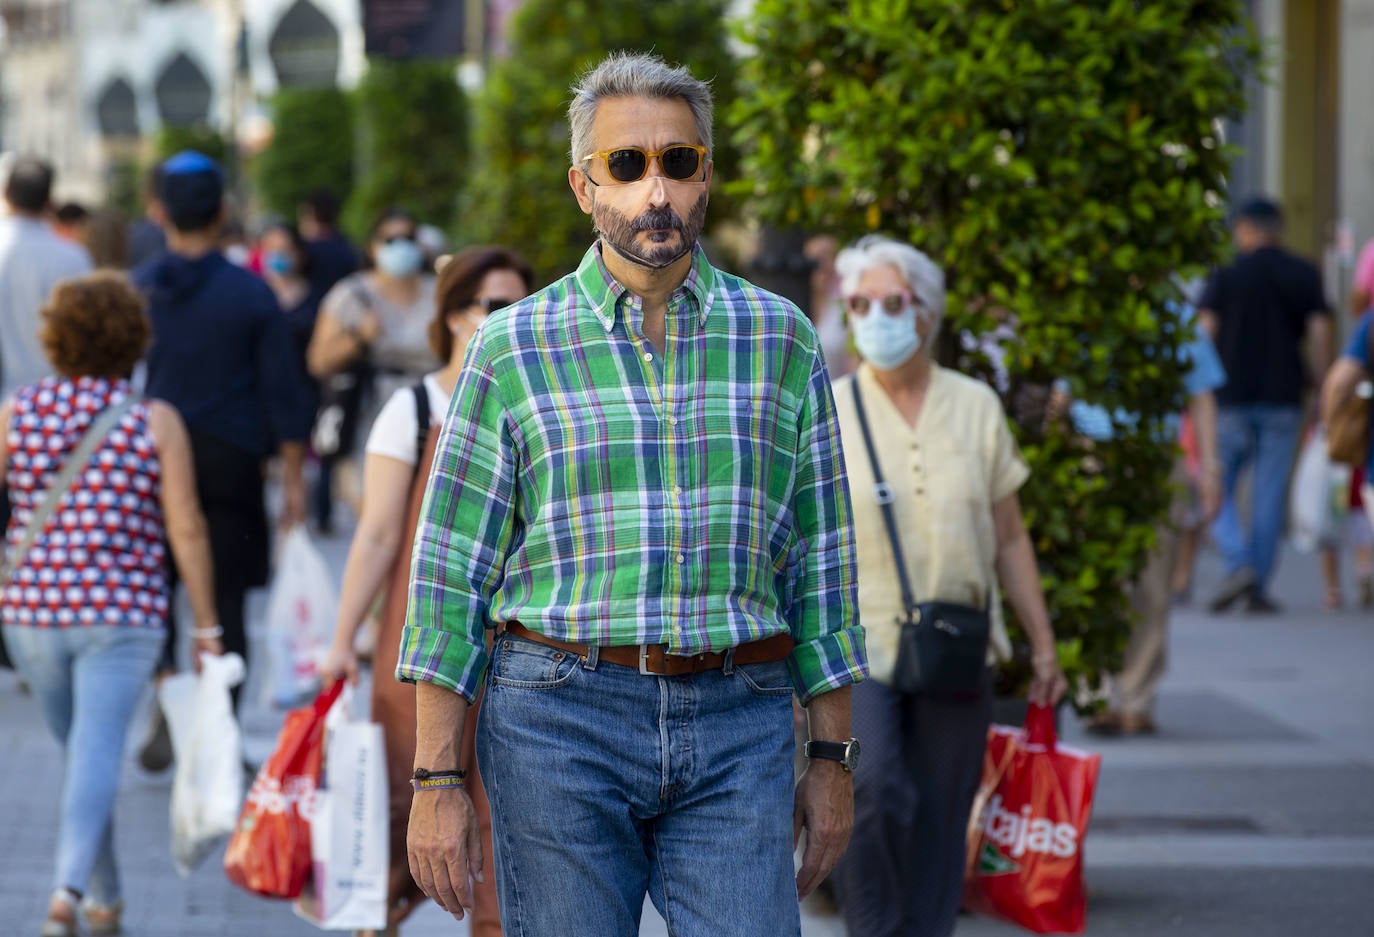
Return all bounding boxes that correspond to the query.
[1,272,219,937]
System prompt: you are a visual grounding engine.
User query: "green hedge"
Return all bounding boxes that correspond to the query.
[345,58,469,238]
[460,0,743,284]
[253,87,354,220]
[732,0,1259,705]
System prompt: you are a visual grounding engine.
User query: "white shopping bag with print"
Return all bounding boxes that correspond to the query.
[1290,429,1350,552]
[265,527,337,707]
[293,687,388,930]
[160,652,246,875]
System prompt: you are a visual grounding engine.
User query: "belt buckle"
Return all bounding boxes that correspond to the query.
[639,644,653,676]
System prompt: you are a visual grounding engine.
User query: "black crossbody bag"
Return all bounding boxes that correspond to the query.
[850,379,990,696]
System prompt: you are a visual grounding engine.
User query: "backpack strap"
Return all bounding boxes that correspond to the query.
[411,381,431,469]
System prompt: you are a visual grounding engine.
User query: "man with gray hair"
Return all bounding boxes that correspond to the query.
[400,51,867,935]
[0,156,93,398]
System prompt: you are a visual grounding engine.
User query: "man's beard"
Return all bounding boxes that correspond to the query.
[594,191,709,270]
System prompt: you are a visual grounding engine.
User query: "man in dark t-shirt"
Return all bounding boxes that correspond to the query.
[1199,197,1334,613]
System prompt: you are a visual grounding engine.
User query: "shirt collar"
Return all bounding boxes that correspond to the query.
[575,241,717,333]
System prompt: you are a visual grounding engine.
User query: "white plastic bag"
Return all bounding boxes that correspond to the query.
[1290,429,1350,552]
[265,527,338,707]
[160,652,246,876]
[293,687,388,930]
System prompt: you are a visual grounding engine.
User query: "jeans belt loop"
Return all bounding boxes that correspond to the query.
[722,646,736,675]
[581,644,600,671]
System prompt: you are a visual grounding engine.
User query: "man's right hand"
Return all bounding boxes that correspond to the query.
[407,786,485,920]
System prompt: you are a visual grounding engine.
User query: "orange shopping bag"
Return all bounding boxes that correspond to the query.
[964,703,1101,934]
[224,681,344,898]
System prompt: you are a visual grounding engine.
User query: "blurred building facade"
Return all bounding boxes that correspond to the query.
[0,0,1369,307]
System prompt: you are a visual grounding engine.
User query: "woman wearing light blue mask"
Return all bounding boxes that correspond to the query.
[827,235,1067,937]
[307,208,438,520]
[259,223,319,375]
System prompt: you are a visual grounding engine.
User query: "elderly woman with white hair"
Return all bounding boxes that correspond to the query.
[827,235,1067,937]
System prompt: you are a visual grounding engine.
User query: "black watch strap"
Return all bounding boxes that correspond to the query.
[806,738,859,772]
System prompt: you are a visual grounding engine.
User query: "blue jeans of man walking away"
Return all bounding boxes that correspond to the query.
[475,630,802,937]
[1212,404,1304,595]
[3,624,163,904]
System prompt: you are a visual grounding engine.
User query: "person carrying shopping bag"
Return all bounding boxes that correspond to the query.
[321,246,534,937]
[826,235,1068,937]
[1,273,221,937]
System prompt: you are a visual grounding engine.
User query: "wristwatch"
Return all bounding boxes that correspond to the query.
[805,737,861,773]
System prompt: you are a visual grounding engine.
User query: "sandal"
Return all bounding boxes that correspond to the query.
[83,898,123,936]
[40,889,79,937]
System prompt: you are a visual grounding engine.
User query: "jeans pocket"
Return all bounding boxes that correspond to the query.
[736,659,795,698]
[490,633,583,690]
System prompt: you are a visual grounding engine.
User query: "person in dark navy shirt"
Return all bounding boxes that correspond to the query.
[1198,197,1334,614]
[131,151,312,742]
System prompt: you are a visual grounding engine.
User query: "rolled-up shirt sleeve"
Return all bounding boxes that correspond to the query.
[787,348,867,703]
[397,332,518,700]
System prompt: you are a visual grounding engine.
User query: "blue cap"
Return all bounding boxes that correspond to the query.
[157,150,224,231]
[161,150,224,178]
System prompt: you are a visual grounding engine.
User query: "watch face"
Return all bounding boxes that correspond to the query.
[844,738,861,772]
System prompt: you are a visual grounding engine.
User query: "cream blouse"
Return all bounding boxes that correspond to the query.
[832,363,1030,684]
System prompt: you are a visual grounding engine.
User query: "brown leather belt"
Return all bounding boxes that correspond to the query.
[504,621,793,676]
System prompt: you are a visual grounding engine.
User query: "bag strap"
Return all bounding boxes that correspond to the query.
[850,379,920,623]
[410,380,433,484]
[412,380,431,461]
[6,393,142,573]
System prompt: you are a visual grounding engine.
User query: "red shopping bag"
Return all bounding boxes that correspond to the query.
[224,682,344,898]
[964,704,1101,934]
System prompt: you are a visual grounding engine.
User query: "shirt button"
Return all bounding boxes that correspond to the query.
[667,416,678,426]
[673,624,683,635]
[672,485,682,496]
[675,553,686,564]
[644,352,654,362]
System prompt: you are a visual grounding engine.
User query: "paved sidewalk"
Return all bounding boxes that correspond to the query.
[0,534,1369,935]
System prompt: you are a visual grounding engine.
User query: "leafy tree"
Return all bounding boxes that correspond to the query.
[462,0,743,284]
[345,58,469,239]
[733,0,1259,706]
[253,87,354,220]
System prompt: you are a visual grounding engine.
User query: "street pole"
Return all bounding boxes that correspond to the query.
[224,0,245,208]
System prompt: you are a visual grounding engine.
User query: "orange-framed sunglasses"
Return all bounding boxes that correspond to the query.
[581,144,709,185]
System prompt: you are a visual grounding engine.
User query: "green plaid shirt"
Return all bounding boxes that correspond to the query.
[398,243,865,702]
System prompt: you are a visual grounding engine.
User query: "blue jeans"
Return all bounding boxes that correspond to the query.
[1212,404,1304,592]
[475,631,802,937]
[3,625,163,903]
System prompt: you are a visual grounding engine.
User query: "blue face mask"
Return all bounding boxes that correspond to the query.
[376,238,423,277]
[264,251,295,277]
[851,303,923,370]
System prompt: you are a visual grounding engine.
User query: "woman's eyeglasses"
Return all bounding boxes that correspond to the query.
[581,145,708,185]
[845,290,915,317]
[472,297,515,314]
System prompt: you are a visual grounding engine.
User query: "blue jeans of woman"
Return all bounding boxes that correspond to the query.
[3,624,163,904]
[475,630,802,937]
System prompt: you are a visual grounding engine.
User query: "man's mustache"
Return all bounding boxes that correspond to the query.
[632,208,684,231]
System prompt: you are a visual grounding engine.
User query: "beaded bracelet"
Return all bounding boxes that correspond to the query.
[411,768,467,792]
[193,626,224,640]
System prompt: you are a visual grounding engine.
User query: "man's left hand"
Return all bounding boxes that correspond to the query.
[793,759,853,898]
